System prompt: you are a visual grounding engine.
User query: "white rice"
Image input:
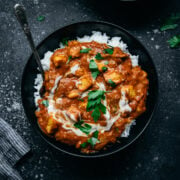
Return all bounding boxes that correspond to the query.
[34,74,43,106]
[40,51,53,71]
[34,31,139,137]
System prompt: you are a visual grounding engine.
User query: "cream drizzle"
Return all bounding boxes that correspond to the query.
[46,77,132,137]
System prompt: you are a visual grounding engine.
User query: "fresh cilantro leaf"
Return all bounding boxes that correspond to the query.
[80,142,87,148]
[80,48,91,53]
[104,61,109,65]
[74,120,92,135]
[42,100,49,107]
[37,15,45,21]
[87,137,98,147]
[102,66,108,72]
[89,59,98,70]
[103,48,114,55]
[84,123,92,129]
[93,130,99,138]
[89,60,100,79]
[160,13,180,31]
[62,37,69,46]
[86,98,101,111]
[108,79,116,88]
[88,90,105,100]
[92,71,100,79]
[87,131,99,147]
[167,35,180,48]
[99,103,106,114]
[66,56,72,64]
[87,90,107,122]
[95,53,104,60]
[74,120,84,126]
[160,24,178,31]
[81,131,99,148]
[91,106,101,122]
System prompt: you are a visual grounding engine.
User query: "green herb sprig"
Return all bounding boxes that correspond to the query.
[74,120,92,135]
[108,79,116,88]
[95,53,104,60]
[80,130,99,148]
[103,48,114,55]
[89,59,100,79]
[37,15,45,22]
[167,35,180,48]
[160,13,180,31]
[80,48,91,53]
[102,66,108,72]
[86,90,106,122]
[66,56,72,64]
[42,100,49,107]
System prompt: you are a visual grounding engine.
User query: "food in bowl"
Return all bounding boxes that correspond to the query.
[34,31,149,153]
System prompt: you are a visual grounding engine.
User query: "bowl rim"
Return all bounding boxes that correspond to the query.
[21,20,159,158]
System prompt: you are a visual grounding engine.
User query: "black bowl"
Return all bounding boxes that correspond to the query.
[21,21,158,158]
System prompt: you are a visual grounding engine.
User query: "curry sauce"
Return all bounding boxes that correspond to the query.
[35,40,149,153]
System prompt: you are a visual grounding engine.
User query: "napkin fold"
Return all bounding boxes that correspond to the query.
[0,118,30,180]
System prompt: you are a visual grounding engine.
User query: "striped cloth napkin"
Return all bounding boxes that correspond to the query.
[0,118,30,180]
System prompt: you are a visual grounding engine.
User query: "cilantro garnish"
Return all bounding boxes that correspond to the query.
[89,60,100,79]
[87,131,99,147]
[74,120,92,135]
[167,35,180,48]
[80,48,91,53]
[66,56,72,64]
[42,100,49,107]
[95,53,104,60]
[86,90,106,122]
[81,130,99,148]
[102,66,108,72]
[103,48,114,55]
[104,61,109,65]
[160,24,178,31]
[91,106,101,122]
[160,13,180,31]
[37,15,45,21]
[108,79,116,88]
[62,37,69,46]
[88,90,105,100]
[80,142,88,148]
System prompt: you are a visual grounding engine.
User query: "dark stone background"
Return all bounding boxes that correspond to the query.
[0,0,179,179]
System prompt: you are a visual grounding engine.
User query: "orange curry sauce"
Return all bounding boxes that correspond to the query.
[35,40,149,153]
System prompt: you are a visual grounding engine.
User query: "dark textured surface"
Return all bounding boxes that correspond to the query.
[0,0,179,179]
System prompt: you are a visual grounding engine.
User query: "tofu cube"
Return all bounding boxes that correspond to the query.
[103,70,124,84]
[121,85,136,98]
[67,89,80,99]
[52,53,67,67]
[68,45,81,58]
[46,117,57,134]
[77,74,92,91]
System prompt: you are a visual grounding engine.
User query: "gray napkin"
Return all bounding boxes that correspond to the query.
[0,118,30,180]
